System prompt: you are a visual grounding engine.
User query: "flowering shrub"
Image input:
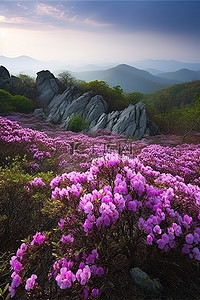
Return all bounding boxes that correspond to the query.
[7,150,200,299]
[0,116,200,299]
[138,144,200,184]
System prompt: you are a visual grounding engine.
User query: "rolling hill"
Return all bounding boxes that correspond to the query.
[143,80,200,111]
[158,68,200,83]
[73,64,179,93]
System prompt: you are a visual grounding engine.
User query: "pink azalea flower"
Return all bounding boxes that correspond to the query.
[25,274,37,291]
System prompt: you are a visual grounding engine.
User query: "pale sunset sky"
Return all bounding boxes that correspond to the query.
[0,0,200,65]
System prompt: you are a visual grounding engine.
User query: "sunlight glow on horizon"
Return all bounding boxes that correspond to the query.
[1,26,199,65]
[0,1,199,64]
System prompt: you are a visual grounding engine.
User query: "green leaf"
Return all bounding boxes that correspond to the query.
[3,283,9,294]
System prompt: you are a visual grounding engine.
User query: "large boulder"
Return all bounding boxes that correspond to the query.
[89,102,147,139]
[83,95,108,123]
[36,70,60,107]
[45,86,78,124]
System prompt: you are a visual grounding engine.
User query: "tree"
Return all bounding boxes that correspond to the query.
[17,73,36,88]
[112,85,123,94]
[58,71,76,91]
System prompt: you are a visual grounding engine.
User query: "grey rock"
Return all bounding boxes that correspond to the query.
[89,113,108,131]
[83,95,108,123]
[45,86,77,123]
[130,267,163,294]
[63,91,93,117]
[36,70,60,107]
[106,111,120,130]
[89,102,147,139]
[33,108,45,119]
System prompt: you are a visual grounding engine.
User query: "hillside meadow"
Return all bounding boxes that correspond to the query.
[0,113,200,299]
[0,70,200,299]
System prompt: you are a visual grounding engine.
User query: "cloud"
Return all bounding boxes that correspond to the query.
[35,3,79,24]
[84,17,111,28]
[17,3,28,10]
[0,15,31,25]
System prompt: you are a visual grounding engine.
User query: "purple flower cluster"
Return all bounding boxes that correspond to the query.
[5,115,200,299]
[29,177,46,187]
[50,152,200,262]
[31,232,46,246]
[9,253,24,297]
[51,249,103,298]
[25,274,37,291]
[9,233,46,297]
[138,144,200,184]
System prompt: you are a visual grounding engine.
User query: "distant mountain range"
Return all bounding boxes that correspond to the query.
[132,59,200,72]
[73,64,179,93]
[74,65,200,93]
[0,55,45,75]
[0,55,114,75]
[1,55,200,93]
[158,68,200,82]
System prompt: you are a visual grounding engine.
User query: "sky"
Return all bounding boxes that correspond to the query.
[0,1,200,65]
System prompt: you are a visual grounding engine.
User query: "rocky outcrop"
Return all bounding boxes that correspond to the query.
[0,67,159,139]
[36,70,60,107]
[89,102,147,139]
[35,70,158,139]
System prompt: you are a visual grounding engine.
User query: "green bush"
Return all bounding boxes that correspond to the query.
[0,89,15,113]
[0,157,55,251]
[68,114,89,132]
[0,89,34,113]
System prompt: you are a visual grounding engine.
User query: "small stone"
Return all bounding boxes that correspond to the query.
[33,108,45,119]
[130,267,163,294]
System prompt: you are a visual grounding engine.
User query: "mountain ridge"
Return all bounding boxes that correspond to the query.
[158,68,200,82]
[1,55,200,93]
[73,64,179,93]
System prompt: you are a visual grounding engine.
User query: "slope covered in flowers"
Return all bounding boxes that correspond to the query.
[0,115,200,300]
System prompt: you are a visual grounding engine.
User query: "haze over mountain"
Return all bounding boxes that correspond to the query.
[1,55,200,93]
[132,60,200,73]
[0,55,116,76]
[73,64,179,93]
[1,55,200,75]
[158,69,200,83]
[0,55,46,76]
